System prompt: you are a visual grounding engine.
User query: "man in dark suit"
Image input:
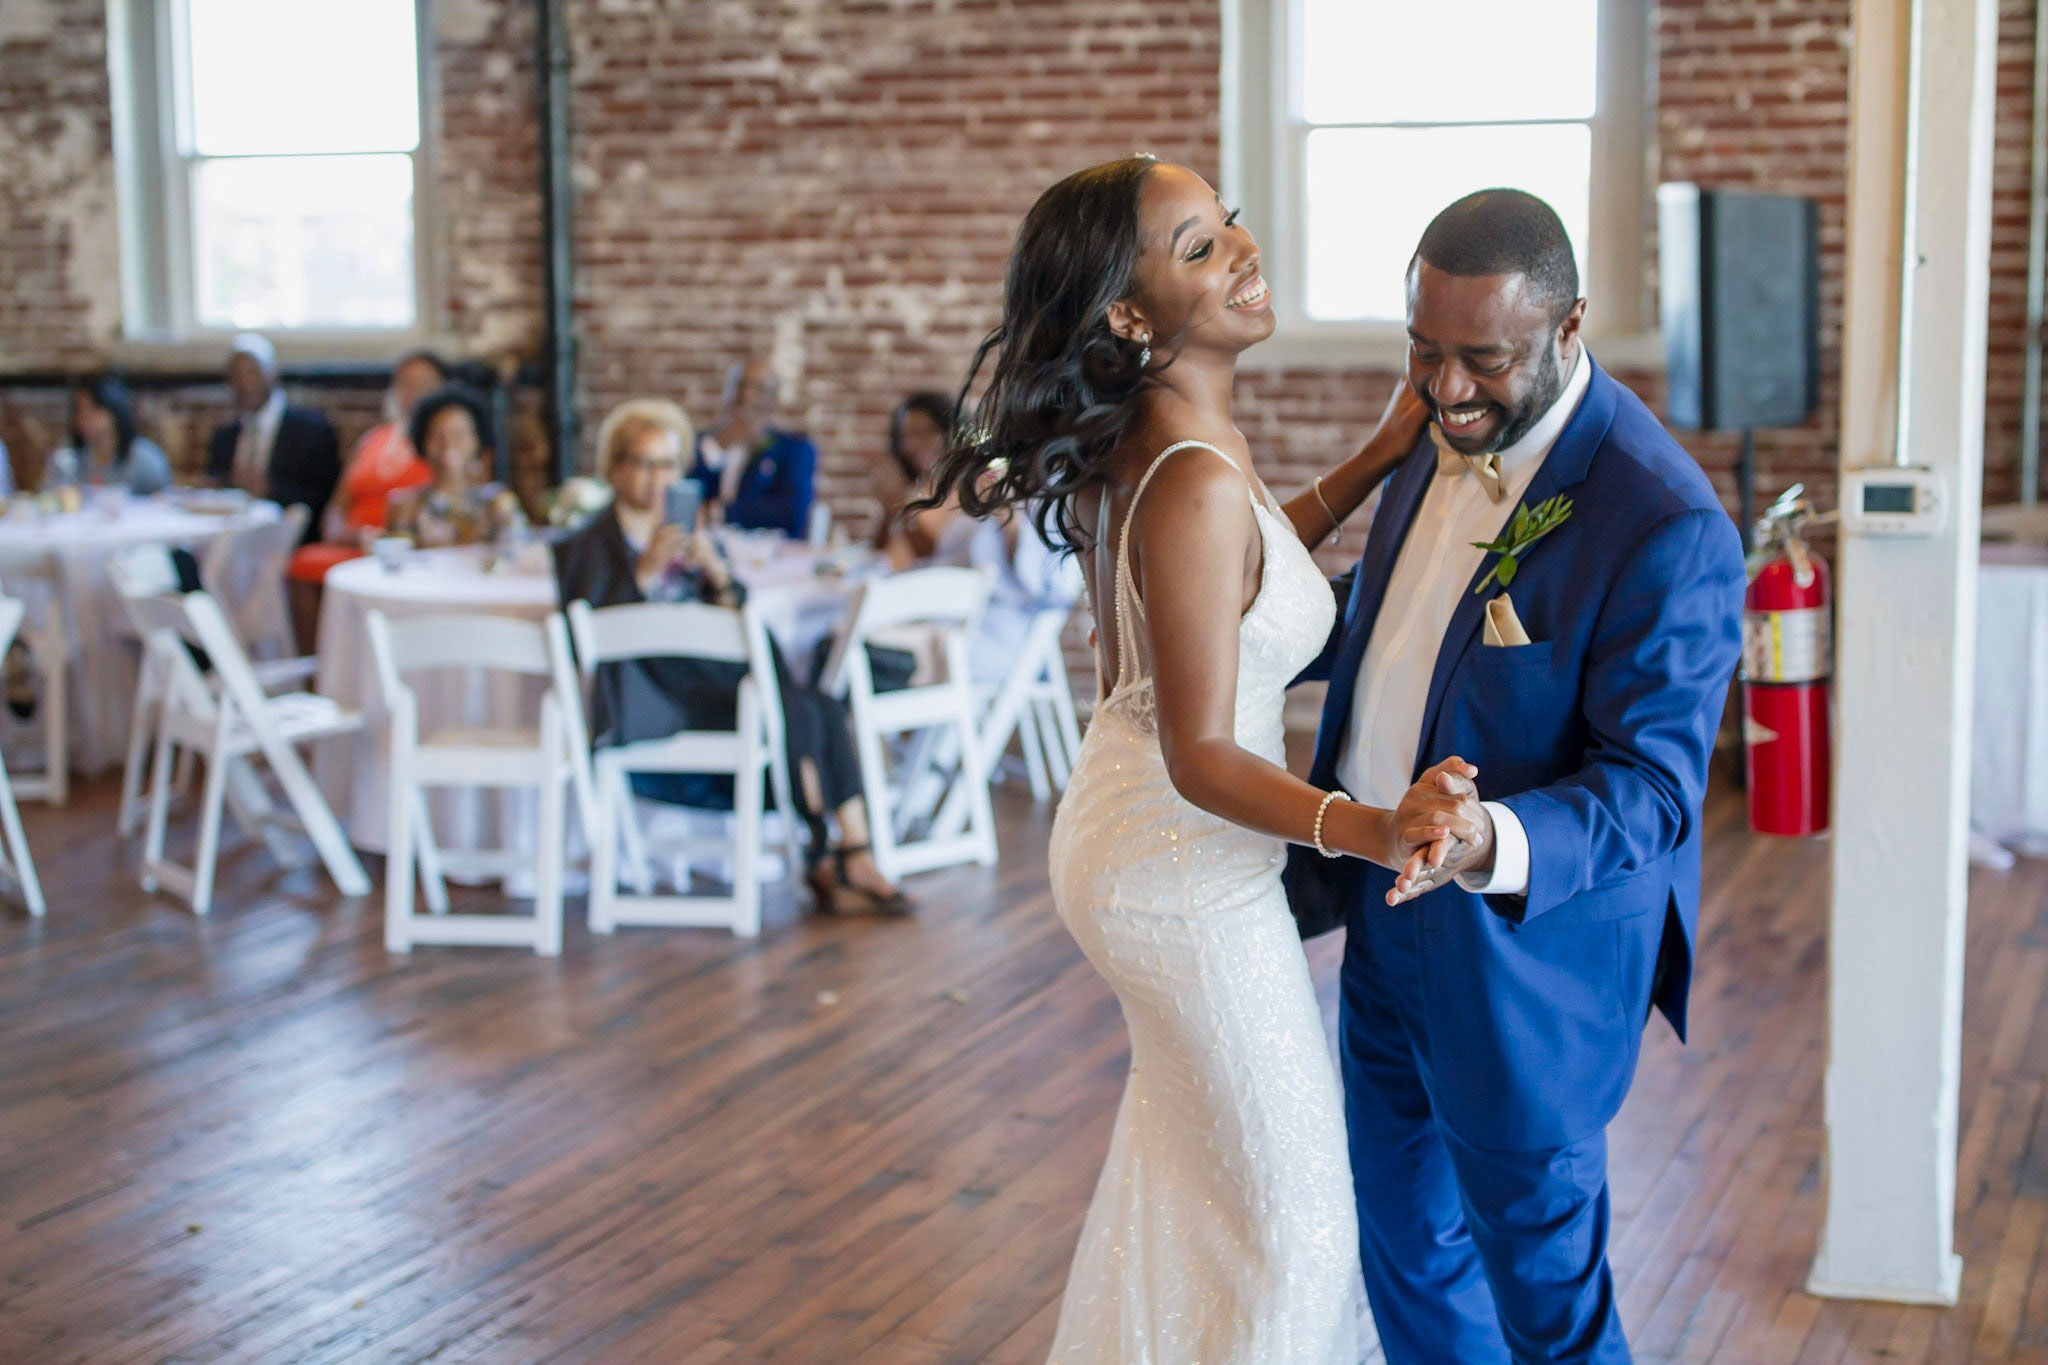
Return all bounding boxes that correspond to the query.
[688,357,818,538]
[1289,191,1745,1364]
[205,332,340,543]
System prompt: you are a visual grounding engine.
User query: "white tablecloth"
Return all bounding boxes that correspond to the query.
[314,539,871,857]
[0,491,278,773]
[1973,551,2048,853]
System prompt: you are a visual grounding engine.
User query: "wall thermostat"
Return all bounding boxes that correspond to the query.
[1840,466,1947,537]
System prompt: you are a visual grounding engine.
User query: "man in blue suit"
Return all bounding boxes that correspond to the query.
[1288,190,1745,1363]
[690,357,819,538]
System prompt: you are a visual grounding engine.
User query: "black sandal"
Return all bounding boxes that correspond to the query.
[807,843,914,917]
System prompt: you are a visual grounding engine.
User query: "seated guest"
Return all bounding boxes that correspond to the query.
[928,508,1084,688]
[556,399,911,916]
[47,377,171,495]
[877,393,1081,689]
[385,384,515,548]
[0,436,12,496]
[205,333,340,541]
[689,358,817,538]
[872,391,959,569]
[284,350,447,650]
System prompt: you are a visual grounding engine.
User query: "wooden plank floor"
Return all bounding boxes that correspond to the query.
[3,765,2048,1363]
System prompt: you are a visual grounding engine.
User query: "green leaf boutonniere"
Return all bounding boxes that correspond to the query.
[1471,495,1573,595]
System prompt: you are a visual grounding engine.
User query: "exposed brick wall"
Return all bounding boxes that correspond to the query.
[567,0,1222,523]
[0,0,119,377]
[1989,0,2041,506]
[0,0,2038,526]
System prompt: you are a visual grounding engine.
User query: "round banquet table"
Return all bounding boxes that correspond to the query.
[1974,544,2048,856]
[0,490,281,774]
[314,538,874,859]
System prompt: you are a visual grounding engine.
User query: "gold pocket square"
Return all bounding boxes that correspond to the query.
[1483,596,1533,648]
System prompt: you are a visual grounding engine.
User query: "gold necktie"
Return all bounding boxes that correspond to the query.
[1430,424,1505,503]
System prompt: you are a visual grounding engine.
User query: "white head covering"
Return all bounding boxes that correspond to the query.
[228,332,279,382]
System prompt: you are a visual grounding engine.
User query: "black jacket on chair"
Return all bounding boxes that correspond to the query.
[551,506,746,748]
[205,405,341,543]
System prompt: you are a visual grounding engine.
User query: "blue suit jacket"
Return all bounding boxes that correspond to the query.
[1287,358,1744,1150]
[690,429,817,538]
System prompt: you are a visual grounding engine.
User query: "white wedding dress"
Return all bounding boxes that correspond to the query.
[1046,440,1362,1364]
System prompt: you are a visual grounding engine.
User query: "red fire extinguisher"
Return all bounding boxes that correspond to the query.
[1742,485,1831,837]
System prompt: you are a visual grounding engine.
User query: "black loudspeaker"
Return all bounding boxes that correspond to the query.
[1657,184,1820,432]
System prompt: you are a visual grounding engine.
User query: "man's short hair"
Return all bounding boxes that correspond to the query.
[1411,189,1581,325]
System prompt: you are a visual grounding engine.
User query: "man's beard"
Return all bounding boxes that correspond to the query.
[1472,342,1565,455]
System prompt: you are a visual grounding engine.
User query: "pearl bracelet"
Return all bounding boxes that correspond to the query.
[1313,789,1351,859]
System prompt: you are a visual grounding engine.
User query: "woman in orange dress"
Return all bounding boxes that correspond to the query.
[285,350,447,650]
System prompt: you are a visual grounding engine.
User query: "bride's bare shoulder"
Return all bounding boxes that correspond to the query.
[1123,443,1257,555]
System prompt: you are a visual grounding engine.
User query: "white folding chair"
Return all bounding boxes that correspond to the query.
[122,587,368,915]
[806,500,833,548]
[563,600,802,937]
[0,596,47,916]
[822,565,997,880]
[0,562,71,807]
[110,544,316,837]
[366,609,577,956]
[200,503,310,664]
[976,605,1084,801]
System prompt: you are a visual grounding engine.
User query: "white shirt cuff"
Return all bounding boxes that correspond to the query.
[1456,801,1529,896]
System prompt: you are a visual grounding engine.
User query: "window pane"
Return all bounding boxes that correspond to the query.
[187,0,419,156]
[192,154,416,330]
[1299,0,1597,126]
[1302,124,1591,323]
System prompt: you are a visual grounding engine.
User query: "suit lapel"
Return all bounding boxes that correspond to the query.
[1410,359,1622,773]
[1309,436,1436,784]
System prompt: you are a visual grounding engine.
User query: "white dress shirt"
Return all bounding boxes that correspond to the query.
[231,389,287,496]
[698,435,751,506]
[1335,345,1592,896]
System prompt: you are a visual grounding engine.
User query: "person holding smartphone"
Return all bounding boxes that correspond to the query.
[555,399,912,915]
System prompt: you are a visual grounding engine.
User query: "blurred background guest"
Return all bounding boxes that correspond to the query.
[873,390,1081,690]
[284,349,448,652]
[386,384,513,548]
[872,390,957,568]
[46,377,170,495]
[930,507,1083,689]
[0,435,11,498]
[689,357,816,538]
[205,333,339,542]
[557,399,911,916]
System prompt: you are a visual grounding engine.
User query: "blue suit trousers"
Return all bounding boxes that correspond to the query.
[1341,904,1633,1365]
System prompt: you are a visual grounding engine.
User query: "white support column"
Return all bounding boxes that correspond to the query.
[1812,0,1998,1305]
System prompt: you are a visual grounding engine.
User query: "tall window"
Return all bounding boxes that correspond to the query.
[112,0,431,344]
[1225,0,1649,358]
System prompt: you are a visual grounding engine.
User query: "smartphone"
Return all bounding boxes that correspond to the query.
[663,480,703,529]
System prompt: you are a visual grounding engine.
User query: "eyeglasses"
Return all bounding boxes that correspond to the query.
[620,456,684,474]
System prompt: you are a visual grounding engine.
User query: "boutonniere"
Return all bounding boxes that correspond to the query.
[1472,495,1573,595]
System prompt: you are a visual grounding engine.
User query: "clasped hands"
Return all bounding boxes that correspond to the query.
[1385,757,1493,907]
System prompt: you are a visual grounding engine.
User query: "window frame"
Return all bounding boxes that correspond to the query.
[1221,0,1659,370]
[107,0,447,363]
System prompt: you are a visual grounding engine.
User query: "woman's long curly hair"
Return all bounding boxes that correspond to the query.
[915,156,1170,553]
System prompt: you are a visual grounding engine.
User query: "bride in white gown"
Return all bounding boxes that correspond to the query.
[913,158,1488,1362]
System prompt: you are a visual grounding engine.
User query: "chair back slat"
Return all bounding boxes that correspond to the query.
[109,543,182,601]
[565,600,749,673]
[845,565,992,634]
[375,613,554,679]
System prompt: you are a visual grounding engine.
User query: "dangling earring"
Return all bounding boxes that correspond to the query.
[1138,334,1151,369]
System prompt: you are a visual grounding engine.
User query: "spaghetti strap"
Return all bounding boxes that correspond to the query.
[1108,440,1254,694]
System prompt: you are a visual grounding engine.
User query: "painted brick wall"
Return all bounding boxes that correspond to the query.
[0,0,2038,524]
